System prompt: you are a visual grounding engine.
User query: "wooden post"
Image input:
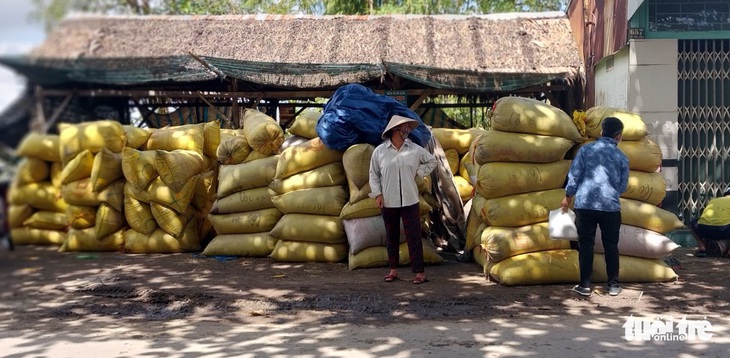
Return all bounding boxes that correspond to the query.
[231,79,240,129]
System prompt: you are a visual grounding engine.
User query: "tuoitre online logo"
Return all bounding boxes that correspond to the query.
[623,315,713,342]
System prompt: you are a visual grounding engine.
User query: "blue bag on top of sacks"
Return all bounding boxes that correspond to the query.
[316,84,431,151]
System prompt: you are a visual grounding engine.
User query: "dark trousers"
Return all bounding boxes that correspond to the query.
[381,203,424,273]
[575,209,621,288]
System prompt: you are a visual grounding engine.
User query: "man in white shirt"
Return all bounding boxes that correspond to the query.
[369,115,437,284]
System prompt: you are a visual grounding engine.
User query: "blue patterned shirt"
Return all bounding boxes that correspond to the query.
[565,137,629,212]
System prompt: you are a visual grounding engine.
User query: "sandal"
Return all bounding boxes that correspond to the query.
[384,273,398,282]
[412,276,429,284]
[694,250,707,258]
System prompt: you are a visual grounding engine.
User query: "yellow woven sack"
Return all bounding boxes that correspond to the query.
[151,202,194,238]
[203,120,221,158]
[432,128,487,154]
[60,150,94,185]
[458,150,477,181]
[464,208,485,251]
[473,130,574,165]
[207,208,283,235]
[10,227,66,245]
[123,125,153,149]
[50,162,63,187]
[453,175,474,202]
[7,205,34,229]
[620,198,684,234]
[147,175,198,214]
[60,228,124,252]
[121,148,158,191]
[22,211,68,231]
[155,149,205,192]
[623,170,666,205]
[16,133,61,162]
[15,157,50,185]
[95,203,125,239]
[445,148,459,174]
[243,150,271,163]
[270,186,348,216]
[146,123,205,155]
[269,162,346,194]
[58,121,126,165]
[124,194,156,235]
[242,109,285,155]
[10,182,67,212]
[67,205,96,230]
[479,222,571,263]
[592,254,677,282]
[489,249,579,286]
[339,198,381,220]
[217,155,278,197]
[123,221,199,254]
[268,213,345,244]
[473,188,565,227]
[342,144,374,188]
[275,137,343,180]
[585,106,648,140]
[217,135,252,165]
[269,240,348,263]
[491,97,582,142]
[211,187,273,214]
[619,138,662,173]
[287,110,320,139]
[90,148,123,192]
[191,169,217,212]
[476,160,571,199]
[202,233,277,257]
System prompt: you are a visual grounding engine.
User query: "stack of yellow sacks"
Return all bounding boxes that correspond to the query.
[8,133,68,245]
[431,128,487,204]
[122,121,220,253]
[204,110,285,257]
[469,97,583,285]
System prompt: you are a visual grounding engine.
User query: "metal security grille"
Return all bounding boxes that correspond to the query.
[677,39,730,224]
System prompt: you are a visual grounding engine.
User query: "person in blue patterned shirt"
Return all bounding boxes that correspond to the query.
[561,117,629,297]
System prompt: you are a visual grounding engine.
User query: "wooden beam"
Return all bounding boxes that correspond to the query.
[188,52,227,80]
[195,91,232,128]
[410,89,433,111]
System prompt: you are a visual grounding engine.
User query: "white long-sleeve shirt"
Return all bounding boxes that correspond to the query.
[369,138,437,208]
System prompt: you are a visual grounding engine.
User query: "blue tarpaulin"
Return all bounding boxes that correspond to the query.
[316,84,431,151]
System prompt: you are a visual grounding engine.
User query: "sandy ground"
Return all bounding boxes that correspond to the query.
[1,245,729,357]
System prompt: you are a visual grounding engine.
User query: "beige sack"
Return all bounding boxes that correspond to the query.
[275,137,343,180]
[268,213,345,244]
[90,148,123,192]
[342,143,374,189]
[211,187,273,214]
[58,121,126,165]
[269,162,346,195]
[207,208,283,235]
[217,135,252,165]
[592,254,677,282]
[269,240,348,263]
[218,155,278,198]
[473,188,565,227]
[202,233,277,257]
[619,138,662,173]
[622,170,667,205]
[270,186,347,216]
[155,149,205,192]
[476,160,571,199]
[146,123,204,155]
[473,131,574,165]
[491,97,582,142]
[347,240,444,270]
[595,224,679,259]
[479,222,571,263]
[242,109,285,155]
[16,133,61,162]
[287,111,320,139]
[585,106,648,140]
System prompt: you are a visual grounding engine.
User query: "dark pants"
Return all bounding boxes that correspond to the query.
[575,209,621,288]
[381,203,424,273]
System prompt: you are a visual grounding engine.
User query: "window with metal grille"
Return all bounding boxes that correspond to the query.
[649,0,730,32]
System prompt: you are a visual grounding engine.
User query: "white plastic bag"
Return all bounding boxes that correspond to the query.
[548,208,578,240]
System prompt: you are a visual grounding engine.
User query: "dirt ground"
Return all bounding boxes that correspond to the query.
[1,244,730,357]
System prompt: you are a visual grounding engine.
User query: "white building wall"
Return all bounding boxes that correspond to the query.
[594,47,630,109]
[628,39,679,191]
